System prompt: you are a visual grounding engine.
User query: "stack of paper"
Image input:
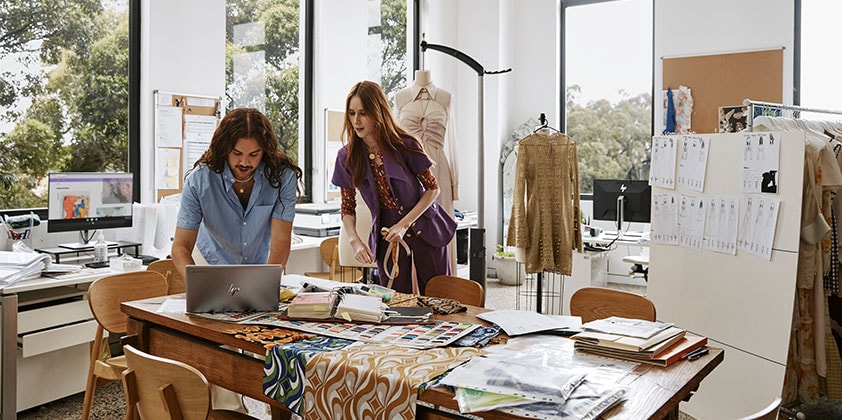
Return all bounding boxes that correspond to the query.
[0,251,54,287]
[334,293,385,323]
[571,317,706,367]
[286,292,334,319]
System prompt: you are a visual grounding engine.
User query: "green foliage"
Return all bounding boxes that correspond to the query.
[567,86,652,193]
[379,0,407,96]
[495,244,515,258]
[0,1,128,208]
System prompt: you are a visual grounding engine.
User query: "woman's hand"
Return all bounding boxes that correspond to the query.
[351,237,374,264]
[383,224,408,244]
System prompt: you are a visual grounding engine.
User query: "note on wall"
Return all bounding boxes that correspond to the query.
[155,106,183,148]
[156,148,181,189]
[742,132,780,194]
[677,135,710,192]
[649,135,677,189]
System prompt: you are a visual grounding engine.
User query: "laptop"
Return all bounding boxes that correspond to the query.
[185,264,283,313]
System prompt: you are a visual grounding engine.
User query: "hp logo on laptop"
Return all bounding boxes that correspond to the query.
[228,284,241,296]
[620,183,627,192]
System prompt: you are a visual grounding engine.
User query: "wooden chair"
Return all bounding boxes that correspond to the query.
[122,345,256,420]
[146,258,185,294]
[425,275,484,307]
[569,287,656,323]
[82,271,170,420]
[304,236,362,282]
[736,396,782,420]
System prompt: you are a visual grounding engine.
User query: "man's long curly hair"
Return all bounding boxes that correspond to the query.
[189,108,302,193]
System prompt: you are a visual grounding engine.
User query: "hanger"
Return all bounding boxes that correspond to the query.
[533,113,561,134]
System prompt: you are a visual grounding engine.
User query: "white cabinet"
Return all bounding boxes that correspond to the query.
[1,273,105,416]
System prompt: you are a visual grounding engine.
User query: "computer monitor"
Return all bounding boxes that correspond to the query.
[47,172,134,249]
[592,179,651,231]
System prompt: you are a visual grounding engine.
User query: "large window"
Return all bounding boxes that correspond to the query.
[799,1,842,116]
[563,0,653,193]
[0,0,131,210]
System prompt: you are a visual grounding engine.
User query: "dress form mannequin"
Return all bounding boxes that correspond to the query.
[394,70,459,273]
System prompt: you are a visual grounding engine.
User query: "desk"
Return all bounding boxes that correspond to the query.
[1,269,112,419]
[122,298,723,420]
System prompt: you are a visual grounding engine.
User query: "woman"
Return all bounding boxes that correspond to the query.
[332,81,456,295]
[172,107,302,281]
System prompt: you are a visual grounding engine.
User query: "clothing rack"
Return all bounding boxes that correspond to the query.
[743,98,842,131]
[420,39,511,287]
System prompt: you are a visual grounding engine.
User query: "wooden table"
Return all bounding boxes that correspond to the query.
[122,298,723,420]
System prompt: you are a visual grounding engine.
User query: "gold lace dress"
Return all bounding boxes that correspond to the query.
[506,131,582,274]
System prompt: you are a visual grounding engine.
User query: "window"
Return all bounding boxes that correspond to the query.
[799,1,842,116]
[0,0,132,210]
[562,0,653,193]
[225,0,407,202]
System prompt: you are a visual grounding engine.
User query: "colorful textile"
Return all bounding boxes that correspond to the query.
[302,343,481,419]
[223,325,313,349]
[263,336,354,415]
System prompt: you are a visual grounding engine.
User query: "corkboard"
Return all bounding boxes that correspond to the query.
[662,49,783,134]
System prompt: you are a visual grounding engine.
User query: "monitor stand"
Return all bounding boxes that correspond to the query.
[58,231,118,250]
[615,195,626,238]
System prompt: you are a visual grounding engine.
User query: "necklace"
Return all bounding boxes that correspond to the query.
[233,174,254,194]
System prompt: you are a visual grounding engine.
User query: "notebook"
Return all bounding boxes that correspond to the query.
[185,264,282,313]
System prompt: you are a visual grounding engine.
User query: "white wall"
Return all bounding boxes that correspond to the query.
[653,0,795,131]
[140,0,227,205]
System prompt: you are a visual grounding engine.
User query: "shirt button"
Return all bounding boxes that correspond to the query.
[243,242,247,246]
[243,221,247,225]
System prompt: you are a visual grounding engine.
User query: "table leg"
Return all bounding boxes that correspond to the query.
[1,294,18,420]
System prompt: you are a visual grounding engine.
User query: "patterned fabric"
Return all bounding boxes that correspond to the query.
[507,132,582,275]
[302,343,481,420]
[825,210,839,292]
[368,151,401,210]
[417,295,467,314]
[388,292,420,307]
[263,336,354,415]
[223,325,313,349]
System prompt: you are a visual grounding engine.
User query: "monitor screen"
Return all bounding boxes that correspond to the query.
[47,172,134,236]
[592,179,651,227]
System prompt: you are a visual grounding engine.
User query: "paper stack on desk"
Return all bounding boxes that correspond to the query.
[571,317,706,367]
[286,292,334,319]
[0,251,54,287]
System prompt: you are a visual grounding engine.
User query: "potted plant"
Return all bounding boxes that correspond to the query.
[491,244,524,286]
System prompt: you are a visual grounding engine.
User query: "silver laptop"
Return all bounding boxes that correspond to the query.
[185,264,282,313]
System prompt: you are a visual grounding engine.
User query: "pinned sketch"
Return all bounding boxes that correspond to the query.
[704,195,739,255]
[742,132,780,194]
[677,135,710,192]
[737,194,781,260]
[678,194,706,252]
[652,193,679,245]
[649,136,677,189]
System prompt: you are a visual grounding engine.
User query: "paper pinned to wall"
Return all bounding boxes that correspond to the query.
[155,106,183,147]
[156,148,181,189]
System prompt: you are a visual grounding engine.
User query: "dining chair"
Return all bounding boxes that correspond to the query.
[122,345,257,420]
[82,271,170,420]
[736,396,782,420]
[304,236,362,282]
[569,286,656,323]
[146,258,185,294]
[425,275,484,307]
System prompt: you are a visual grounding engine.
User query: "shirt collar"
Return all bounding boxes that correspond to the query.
[410,82,438,102]
[223,161,265,191]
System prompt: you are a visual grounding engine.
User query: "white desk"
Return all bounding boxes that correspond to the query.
[1,269,113,418]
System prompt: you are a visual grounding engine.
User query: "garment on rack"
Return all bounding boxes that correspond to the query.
[395,82,459,274]
[506,131,582,275]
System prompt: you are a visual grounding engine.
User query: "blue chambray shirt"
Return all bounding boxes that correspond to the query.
[176,162,297,264]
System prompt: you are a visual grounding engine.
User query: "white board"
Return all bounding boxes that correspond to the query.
[647,130,804,419]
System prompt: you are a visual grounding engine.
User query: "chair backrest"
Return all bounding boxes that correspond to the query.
[425,275,484,307]
[146,259,184,294]
[88,271,169,335]
[569,287,656,324]
[736,396,782,420]
[122,345,212,420]
[319,237,340,276]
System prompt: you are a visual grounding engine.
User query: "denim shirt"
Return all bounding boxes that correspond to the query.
[176,162,297,264]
